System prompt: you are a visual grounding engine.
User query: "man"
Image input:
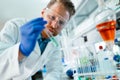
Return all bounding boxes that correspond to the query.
[0,0,75,80]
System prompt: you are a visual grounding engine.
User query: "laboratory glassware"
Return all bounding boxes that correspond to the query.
[94,0,116,51]
[73,44,98,80]
[94,0,119,79]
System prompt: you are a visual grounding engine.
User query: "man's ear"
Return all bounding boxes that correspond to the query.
[41,8,46,17]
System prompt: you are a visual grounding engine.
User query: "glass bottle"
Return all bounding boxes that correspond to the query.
[94,0,116,51]
[42,65,47,78]
[97,46,115,72]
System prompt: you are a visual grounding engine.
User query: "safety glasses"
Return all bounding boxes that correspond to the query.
[45,8,68,28]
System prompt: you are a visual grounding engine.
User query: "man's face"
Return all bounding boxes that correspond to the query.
[41,2,70,38]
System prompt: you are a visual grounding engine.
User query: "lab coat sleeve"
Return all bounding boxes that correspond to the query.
[0,18,26,79]
[43,49,63,80]
[0,43,20,79]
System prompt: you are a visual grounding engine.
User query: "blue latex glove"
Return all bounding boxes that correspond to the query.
[19,18,47,56]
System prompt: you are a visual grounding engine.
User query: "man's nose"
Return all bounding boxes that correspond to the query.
[52,20,58,28]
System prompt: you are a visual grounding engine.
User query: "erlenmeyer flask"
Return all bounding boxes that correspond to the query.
[94,0,116,51]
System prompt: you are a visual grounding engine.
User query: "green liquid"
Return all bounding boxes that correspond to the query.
[50,37,59,47]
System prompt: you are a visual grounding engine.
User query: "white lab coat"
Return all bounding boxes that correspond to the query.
[0,18,63,80]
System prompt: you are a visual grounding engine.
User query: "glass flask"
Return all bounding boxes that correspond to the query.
[94,0,119,79]
[94,0,116,51]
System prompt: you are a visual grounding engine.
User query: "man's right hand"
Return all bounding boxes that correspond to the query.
[19,18,47,56]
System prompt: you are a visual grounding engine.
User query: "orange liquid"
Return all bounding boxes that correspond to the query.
[96,20,116,42]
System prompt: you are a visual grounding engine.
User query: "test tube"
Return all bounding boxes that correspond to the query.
[44,28,59,47]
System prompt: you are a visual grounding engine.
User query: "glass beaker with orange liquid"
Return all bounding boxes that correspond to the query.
[96,20,116,42]
[96,20,116,50]
[95,0,116,51]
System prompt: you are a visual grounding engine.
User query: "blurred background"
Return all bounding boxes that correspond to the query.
[0,0,81,30]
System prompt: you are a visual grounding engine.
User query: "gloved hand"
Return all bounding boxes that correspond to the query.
[19,18,47,56]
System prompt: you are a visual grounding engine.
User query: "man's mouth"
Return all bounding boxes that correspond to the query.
[44,28,53,37]
[48,28,55,34]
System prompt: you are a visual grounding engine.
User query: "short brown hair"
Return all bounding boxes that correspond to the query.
[47,0,75,18]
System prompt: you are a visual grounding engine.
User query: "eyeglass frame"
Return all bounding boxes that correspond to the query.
[44,8,68,28]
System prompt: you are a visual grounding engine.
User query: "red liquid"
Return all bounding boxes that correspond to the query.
[96,20,116,42]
